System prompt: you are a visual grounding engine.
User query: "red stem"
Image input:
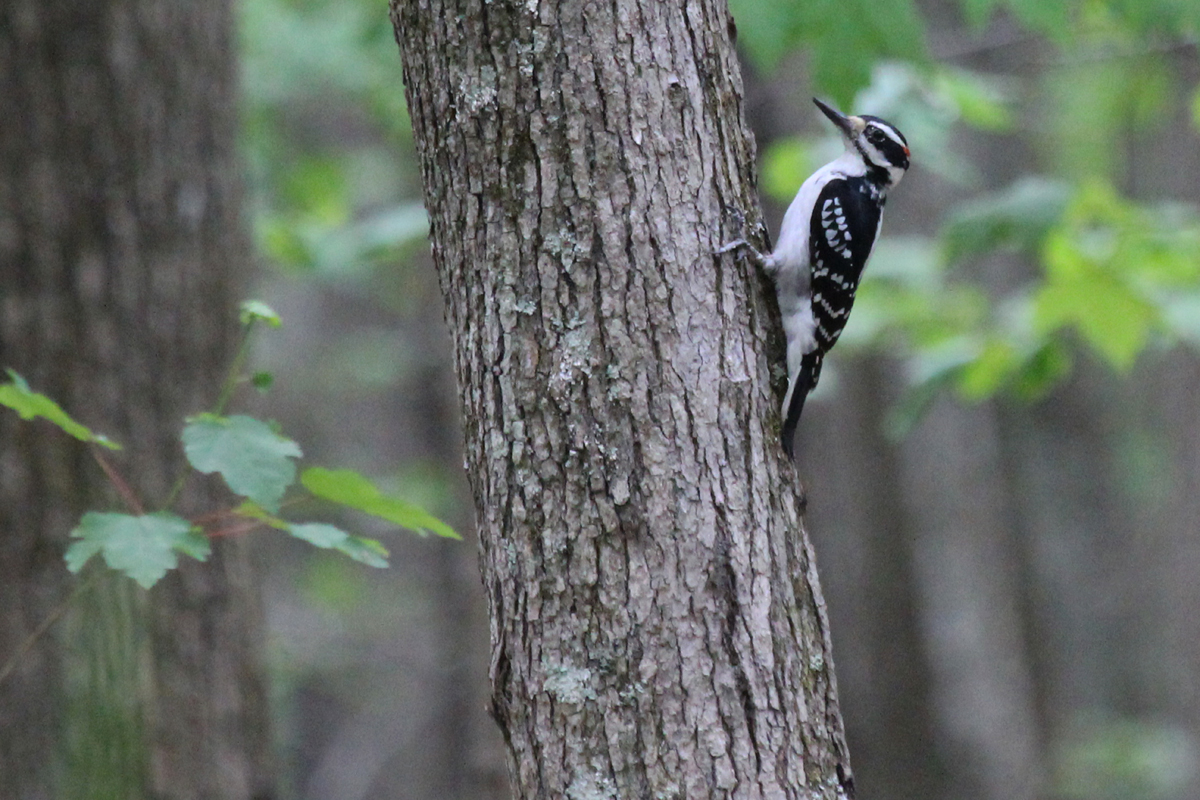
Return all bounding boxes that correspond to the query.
[203,520,263,538]
[91,449,144,515]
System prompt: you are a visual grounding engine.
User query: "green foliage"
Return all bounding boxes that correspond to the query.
[252,371,275,392]
[65,513,210,589]
[289,523,389,568]
[238,501,391,568]
[1052,717,1197,800]
[846,178,1200,432]
[959,0,1072,39]
[727,0,928,105]
[183,414,302,513]
[3,301,454,595]
[932,69,1014,132]
[761,138,822,204]
[1041,52,1172,182]
[941,177,1072,263]
[240,0,405,125]
[240,0,426,278]
[239,300,283,328]
[235,500,291,530]
[1033,183,1200,364]
[301,467,459,539]
[727,0,1200,426]
[0,370,121,450]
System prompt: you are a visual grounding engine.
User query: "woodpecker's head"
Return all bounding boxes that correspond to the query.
[814,98,910,187]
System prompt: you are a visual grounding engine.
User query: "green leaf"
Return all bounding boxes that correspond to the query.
[284,156,350,224]
[1046,57,1172,182]
[1033,265,1157,371]
[811,0,929,106]
[960,0,1001,29]
[234,500,290,530]
[887,344,973,439]
[934,69,1013,131]
[257,214,315,269]
[942,178,1072,264]
[336,536,390,568]
[726,0,926,103]
[0,370,121,449]
[956,340,1019,400]
[300,466,459,539]
[65,512,210,589]
[310,203,430,277]
[251,371,275,392]
[182,414,302,512]
[289,522,348,548]
[1003,0,1072,41]
[287,522,389,568]
[1010,341,1072,400]
[238,300,282,328]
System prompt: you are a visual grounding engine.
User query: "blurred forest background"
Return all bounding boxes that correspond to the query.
[3,0,1200,797]
[241,0,1200,797]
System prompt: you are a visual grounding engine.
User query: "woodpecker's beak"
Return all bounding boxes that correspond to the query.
[813,97,864,139]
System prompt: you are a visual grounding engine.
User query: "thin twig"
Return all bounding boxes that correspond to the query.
[932,26,1041,62]
[204,520,264,538]
[190,507,242,527]
[212,323,256,417]
[92,448,144,515]
[0,571,98,687]
[933,22,1196,66]
[161,320,258,512]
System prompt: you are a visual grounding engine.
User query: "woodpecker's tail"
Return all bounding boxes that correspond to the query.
[781,353,823,460]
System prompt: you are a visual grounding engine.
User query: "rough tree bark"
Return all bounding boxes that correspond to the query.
[0,2,274,798]
[390,2,854,797]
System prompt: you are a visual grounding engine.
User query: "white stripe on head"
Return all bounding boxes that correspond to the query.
[854,117,909,184]
[873,122,906,149]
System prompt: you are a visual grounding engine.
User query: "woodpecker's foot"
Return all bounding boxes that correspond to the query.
[716,209,749,254]
[716,211,771,271]
[715,237,751,255]
[716,237,769,269]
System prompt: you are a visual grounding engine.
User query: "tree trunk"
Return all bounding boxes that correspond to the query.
[390,2,854,797]
[0,2,274,798]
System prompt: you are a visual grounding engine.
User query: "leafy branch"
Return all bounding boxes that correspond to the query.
[0,300,457,683]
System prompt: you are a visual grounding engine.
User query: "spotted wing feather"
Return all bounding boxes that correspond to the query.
[780,177,883,456]
[806,177,882,360]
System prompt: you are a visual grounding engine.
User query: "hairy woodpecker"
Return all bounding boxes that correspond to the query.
[721,98,910,459]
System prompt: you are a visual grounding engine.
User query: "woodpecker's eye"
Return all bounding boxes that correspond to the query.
[866,128,885,144]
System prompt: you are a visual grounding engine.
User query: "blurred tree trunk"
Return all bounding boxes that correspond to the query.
[390,1,856,797]
[1153,354,1200,800]
[897,399,1043,800]
[801,359,945,800]
[0,2,274,799]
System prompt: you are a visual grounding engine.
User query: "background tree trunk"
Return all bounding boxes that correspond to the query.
[390,1,854,797]
[0,2,274,798]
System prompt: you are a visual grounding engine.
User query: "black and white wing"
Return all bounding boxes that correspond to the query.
[807,176,883,360]
[780,176,883,458]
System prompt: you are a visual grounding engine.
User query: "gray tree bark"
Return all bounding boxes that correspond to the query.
[0,2,274,798]
[390,1,854,797]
